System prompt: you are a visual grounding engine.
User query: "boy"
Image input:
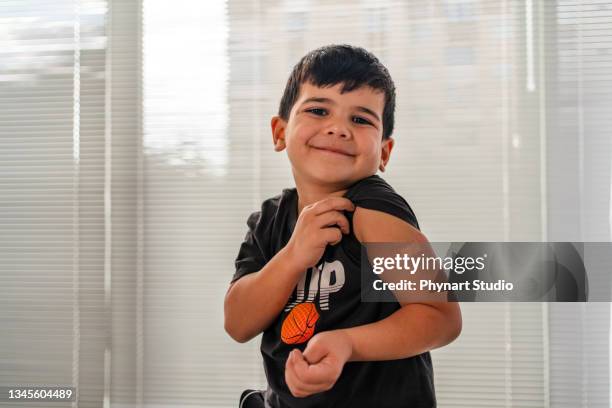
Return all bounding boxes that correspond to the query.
[224,44,462,408]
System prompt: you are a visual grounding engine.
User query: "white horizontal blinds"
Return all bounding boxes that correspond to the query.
[434,303,546,407]
[257,0,308,195]
[0,1,106,407]
[434,303,546,408]
[227,0,274,397]
[76,1,107,407]
[389,0,521,243]
[2,2,609,408]
[547,2,612,407]
[370,1,544,407]
[549,303,611,408]
[547,0,612,243]
[237,1,546,407]
[547,0,612,242]
[433,303,512,406]
[108,0,142,406]
[137,1,262,406]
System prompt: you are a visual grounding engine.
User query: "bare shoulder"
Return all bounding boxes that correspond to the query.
[352,206,428,244]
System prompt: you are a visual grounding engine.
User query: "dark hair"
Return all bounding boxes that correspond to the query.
[278,44,396,140]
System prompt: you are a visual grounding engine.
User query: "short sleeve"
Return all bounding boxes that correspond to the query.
[232,211,267,283]
[344,175,420,230]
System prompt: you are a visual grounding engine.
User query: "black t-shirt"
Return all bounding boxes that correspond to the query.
[232,175,436,408]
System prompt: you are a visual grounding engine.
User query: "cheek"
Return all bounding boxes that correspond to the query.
[357,136,382,157]
[287,124,315,148]
[284,129,309,159]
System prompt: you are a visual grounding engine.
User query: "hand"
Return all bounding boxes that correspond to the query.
[285,330,353,398]
[285,197,355,271]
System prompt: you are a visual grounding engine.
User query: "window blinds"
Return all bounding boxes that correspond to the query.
[547,2,612,407]
[1,1,610,407]
[0,1,107,407]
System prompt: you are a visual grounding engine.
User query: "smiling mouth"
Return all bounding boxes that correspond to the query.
[311,146,355,157]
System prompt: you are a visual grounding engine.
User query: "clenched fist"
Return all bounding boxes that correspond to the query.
[285,330,353,398]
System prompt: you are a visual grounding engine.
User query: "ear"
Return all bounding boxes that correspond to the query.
[271,116,287,152]
[379,137,394,172]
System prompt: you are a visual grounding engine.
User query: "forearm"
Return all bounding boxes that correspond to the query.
[224,246,304,343]
[341,302,462,362]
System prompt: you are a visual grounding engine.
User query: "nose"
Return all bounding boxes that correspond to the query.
[325,121,351,139]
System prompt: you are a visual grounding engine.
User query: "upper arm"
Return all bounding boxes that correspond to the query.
[353,207,462,333]
[353,207,432,308]
[352,206,426,244]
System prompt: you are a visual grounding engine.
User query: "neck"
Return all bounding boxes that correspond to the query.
[294,176,352,214]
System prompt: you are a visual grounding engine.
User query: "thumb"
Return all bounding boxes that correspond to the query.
[302,340,328,365]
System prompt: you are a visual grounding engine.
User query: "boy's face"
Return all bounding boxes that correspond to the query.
[271,82,394,189]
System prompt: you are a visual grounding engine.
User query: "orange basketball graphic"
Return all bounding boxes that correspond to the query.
[281,303,320,344]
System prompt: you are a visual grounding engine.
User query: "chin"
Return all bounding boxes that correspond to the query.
[306,170,362,186]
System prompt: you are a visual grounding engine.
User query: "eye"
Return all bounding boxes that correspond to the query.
[352,116,372,126]
[306,108,327,116]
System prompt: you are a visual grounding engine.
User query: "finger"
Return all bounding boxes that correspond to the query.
[286,359,312,397]
[294,355,337,387]
[292,350,334,385]
[302,341,328,365]
[286,352,329,396]
[322,228,343,246]
[311,197,355,216]
[285,353,308,397]
[315,211,350,235]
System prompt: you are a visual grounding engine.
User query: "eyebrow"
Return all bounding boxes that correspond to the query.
[300,97,381,123]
